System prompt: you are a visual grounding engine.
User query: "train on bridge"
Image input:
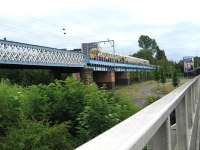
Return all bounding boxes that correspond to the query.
[0,39,155,72]
[89,48,150,65]
[0,39,156,88]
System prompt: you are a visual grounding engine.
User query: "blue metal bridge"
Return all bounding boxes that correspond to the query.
[0,39,155,71]
[87,59,154,71]
[0,39,85,68]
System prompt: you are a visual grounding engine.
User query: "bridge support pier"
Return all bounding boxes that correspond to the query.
[93,71,115,89]
[115,72,130,85]
[72,73,81,81]
[80,68,93,84]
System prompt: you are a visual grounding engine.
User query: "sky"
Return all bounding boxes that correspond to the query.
[0,0,200,61]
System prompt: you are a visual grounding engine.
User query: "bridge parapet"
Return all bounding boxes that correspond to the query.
[76,76,200,150]
[0,40,86,67]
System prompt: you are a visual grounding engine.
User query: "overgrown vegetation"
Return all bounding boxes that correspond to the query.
[146,95,160,104]
[0,78,138,149]
[0,69,70,86]
[172,70,180,87]
[130,71,154,82]
[132,35,183,81]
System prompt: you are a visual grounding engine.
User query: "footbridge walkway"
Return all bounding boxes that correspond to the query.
[76,76,200,150]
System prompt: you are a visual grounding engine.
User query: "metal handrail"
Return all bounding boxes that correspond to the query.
[76,76,200,150]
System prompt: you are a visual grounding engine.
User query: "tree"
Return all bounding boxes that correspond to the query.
[155,49,167,60]
[193,56,200,69]
[0,69,54,86]
[132,49,155,63]
[133,35,160,64]
[138,35,156,50]
[133,35,171,68]
[160,68,166,84]
[154,68,160,83]
[151,39,158,51]
[172,70,179,87]
[176,60,184,74]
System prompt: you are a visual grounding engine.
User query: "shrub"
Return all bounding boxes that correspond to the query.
[23,85,51,121]
[1,121,73,150]
[172,70,179,87]
[0,69,54,86]
[160,68,166,84]
[0,80,23,136]
[23,78,86,122]
[76,86,137,145]
[154,69,160,82]
[147,96,160,104]
[0,77,138,148]
[47,78,86,124]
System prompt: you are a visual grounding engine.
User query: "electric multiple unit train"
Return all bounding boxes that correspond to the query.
[89,48,150,65]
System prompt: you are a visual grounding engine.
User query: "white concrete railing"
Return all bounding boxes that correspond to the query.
[76,76,200,150]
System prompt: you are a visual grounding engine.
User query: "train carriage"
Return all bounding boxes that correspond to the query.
[88,48,149,65]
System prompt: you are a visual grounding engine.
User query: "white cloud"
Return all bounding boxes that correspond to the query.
[0,0,200,60]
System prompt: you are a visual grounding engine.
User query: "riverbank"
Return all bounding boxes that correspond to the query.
[114,78,190,108]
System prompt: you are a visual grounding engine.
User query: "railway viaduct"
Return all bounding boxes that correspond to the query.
[0,39,155,89]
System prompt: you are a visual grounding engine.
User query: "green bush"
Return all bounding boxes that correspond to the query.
[0,77,138,148]
[154,69,160,82]
[147,96,160,104]
[172,70,180,87]
[76,86,137,144]
[23,78,138,146]
[46,79,86,124]
[1,121,73,150]
[23,85,51,121]
[0,69,54,86]
[0,80,23,136]
[160,67,166,84]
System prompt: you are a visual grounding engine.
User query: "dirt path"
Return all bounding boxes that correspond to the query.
[114,80,158,108]
[114,79,190,108]
[132,81,158,108]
